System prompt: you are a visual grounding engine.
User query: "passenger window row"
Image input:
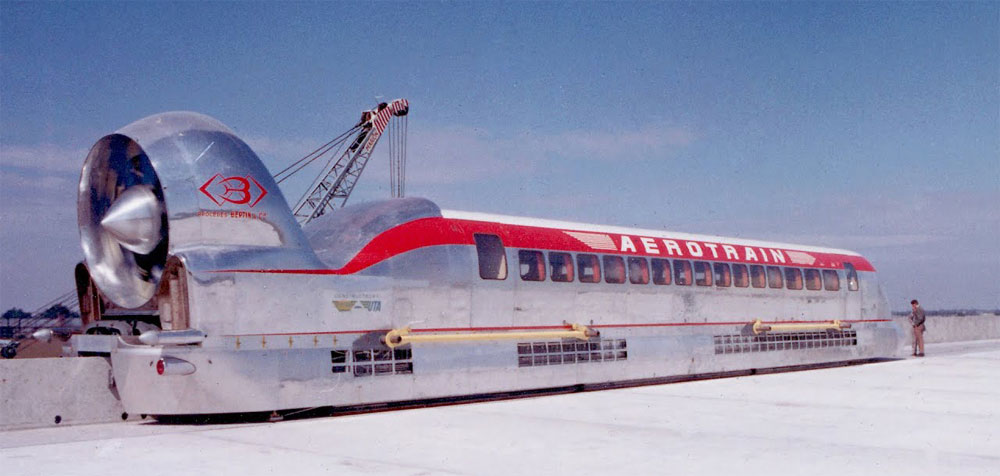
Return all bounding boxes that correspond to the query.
[473,233,859,292]
[516,249,856,292]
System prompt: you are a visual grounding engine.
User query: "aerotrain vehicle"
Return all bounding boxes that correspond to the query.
[73,111,904,417]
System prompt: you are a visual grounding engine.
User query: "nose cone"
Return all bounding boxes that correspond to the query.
[101,185,164,254]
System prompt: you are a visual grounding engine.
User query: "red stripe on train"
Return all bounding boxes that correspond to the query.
[212,217,876,275]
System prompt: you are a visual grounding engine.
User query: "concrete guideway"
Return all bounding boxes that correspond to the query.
[2,340,998,476]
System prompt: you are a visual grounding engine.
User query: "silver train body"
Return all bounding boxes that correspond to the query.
[74,112,904,416]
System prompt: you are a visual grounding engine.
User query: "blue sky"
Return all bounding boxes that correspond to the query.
[1,1,997,311]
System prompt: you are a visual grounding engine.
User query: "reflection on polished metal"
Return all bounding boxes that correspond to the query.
[31,328,53,342]
[138,329,206,346]
[101,185,164,254]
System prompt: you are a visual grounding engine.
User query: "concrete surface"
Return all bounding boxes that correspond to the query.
[0,357,131,430]
[2,340,997,476]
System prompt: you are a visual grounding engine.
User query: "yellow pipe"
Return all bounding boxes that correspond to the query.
[752,319,850,335]
[383,324,597,349]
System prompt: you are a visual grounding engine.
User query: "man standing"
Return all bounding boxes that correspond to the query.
[908,299,926,357]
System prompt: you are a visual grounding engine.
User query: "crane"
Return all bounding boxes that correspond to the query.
[275,98,409,226]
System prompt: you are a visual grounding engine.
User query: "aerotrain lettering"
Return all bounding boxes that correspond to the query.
[663,239,682,256]
[722,245,738,260]
[620,236,637,253]
[610,234,790,265]
[770,249,786,263]
[639,237,659,254]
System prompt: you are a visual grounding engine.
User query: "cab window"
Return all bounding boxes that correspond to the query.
[518,250,545,281]
[604,255,626,284]
[651,258,671,285]
[549,252,574,282]
[628,257,649,285]
[577,254,601,283]
[474,234,507,280]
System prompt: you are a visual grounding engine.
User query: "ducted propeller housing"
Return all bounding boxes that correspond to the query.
[78,112,320,310]
[79,135,168,308]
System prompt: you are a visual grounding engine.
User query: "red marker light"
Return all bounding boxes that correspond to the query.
[154,356,196,376]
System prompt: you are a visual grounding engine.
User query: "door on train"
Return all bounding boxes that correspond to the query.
[843,262,862,320]
[470,233,514,327]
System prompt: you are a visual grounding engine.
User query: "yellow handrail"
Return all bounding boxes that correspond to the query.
[382,324,597,349]
[752,319,851,335]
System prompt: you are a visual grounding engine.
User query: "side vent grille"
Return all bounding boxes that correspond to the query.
[517,339,627,367]
[331,348,413,376]
[714,330,858,355]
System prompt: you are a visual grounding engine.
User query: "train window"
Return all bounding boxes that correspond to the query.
[785,268,803,290]
[674,260,692,285]
[604,255,626,284]
[767,266,783,289]
[823,269,840,291]
[713,263,731,287]
[474,234,507,280]
[694,261,712,286]
[804,269,822,290]
[519,250,545,281]
[750,265,766,288]
[732,264,749,288]
[628,257,649,284]
[577,254,601,283]
[549,252,574,282]
[844,263,859,291]
[651,258,671,285]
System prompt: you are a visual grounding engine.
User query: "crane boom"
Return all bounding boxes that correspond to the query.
[291,98,409,225]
